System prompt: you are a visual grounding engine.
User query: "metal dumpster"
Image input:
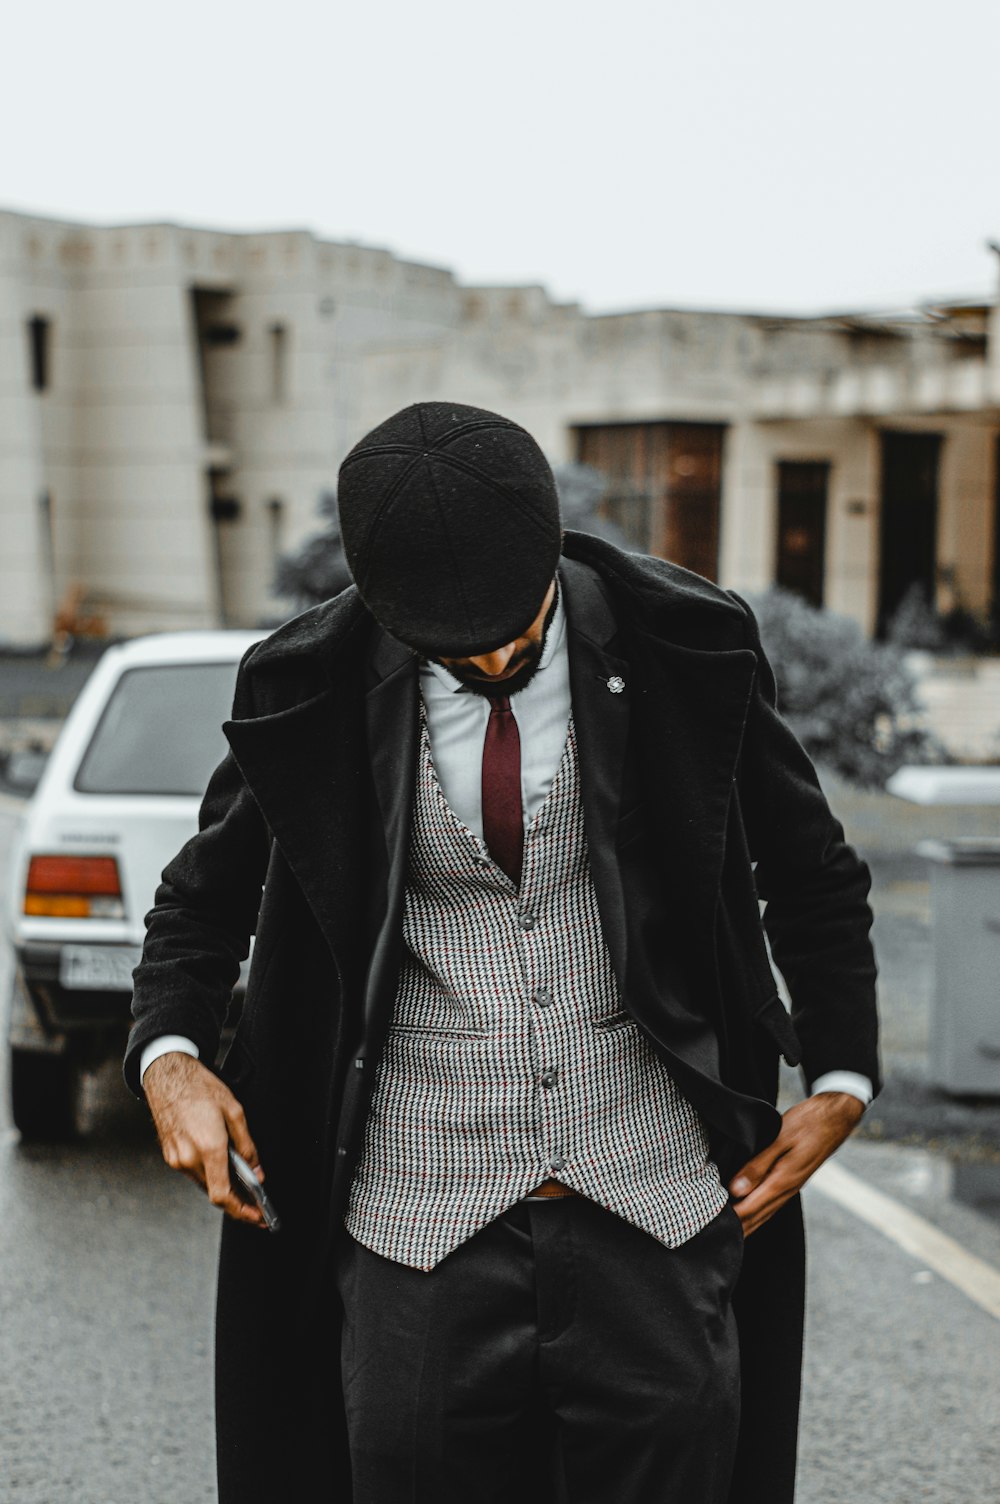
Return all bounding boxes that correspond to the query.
[918,838,1000,1096]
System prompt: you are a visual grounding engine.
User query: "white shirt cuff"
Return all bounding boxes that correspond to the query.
[810,1070,873,1108]
[140,1035,200,1084]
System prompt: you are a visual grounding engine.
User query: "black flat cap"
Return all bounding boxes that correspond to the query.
[337,401,562,656]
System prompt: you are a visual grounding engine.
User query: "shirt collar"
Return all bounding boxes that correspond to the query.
[422,583,565,696]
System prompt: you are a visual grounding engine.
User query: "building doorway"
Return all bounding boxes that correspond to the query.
[878,430,941,635]
[775,461,829,607]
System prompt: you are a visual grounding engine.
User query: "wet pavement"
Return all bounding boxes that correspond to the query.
[799,1147,1000,1504]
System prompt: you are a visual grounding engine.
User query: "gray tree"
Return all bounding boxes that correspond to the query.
[272,490,352,615]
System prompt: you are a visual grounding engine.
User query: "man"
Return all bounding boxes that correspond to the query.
[127,402,879,1504]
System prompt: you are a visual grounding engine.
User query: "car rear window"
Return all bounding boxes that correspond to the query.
[73,663,239,796]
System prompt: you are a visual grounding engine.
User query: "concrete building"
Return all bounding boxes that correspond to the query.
[2,207,999,646]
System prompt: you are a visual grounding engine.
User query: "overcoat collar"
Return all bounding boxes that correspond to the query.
[222,533,759,978]
[222,598,377,974]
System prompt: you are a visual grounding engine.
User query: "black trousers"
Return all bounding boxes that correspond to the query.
[335,1196,744,1504]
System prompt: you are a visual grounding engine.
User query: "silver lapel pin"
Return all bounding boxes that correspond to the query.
[606,675,626,695]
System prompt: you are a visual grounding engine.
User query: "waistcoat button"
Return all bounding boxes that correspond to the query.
[518,911,536,931]
[548,1154,567,1172]
[534,988,553,1008]
[539,1068,559,1089]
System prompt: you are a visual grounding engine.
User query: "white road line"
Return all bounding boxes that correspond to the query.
[813,1159,1000,1322]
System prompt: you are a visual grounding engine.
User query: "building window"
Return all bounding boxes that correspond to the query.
[38,488,56,614]
[208,469,240,627]
[28,315,51,391]
[267,497,285,571]
[202,322,241,346]
[270,323,288,403]
[209,495,241,522]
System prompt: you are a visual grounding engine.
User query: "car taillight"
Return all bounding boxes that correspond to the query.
[24,855,125,919]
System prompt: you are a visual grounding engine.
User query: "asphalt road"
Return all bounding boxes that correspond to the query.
[2,801,999,1503]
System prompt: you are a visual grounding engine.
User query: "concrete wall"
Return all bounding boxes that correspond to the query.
[0,214,466,644]
[0,216,55,643]
[1,209,998,646]
[0,215,225,643]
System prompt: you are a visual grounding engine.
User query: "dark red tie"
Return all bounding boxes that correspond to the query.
[481,695,523,885]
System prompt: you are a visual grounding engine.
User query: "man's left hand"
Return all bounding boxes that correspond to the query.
[728,1091,865,1236]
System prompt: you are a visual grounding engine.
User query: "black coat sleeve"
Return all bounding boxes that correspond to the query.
[729,592,881,1094]
[122,645,270,1097]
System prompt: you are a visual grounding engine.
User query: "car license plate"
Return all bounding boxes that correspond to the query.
[59,944,144,991]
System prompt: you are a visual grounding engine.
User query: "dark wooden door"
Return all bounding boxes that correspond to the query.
[878,431,941,635]
[574,421,724,579]
[776,461,829,607]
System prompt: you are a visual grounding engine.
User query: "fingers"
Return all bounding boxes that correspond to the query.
[731,1167,799,1236]
[206,1140,267,1228]
[728,1093,867,1236]
[728,1122,808,1235]
[203,1132,265,1228]
[728,1133,789,1199]
[734,1131,823,1234]
[152,1074,266,1228]
[222,1096,261,1177]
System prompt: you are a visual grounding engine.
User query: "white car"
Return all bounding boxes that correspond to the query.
[5,630,260,1139]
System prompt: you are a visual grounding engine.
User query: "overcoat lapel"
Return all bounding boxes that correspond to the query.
[223,679,369,975]
[362,632,419,1032]
[560,558,632,994]
[630,627,758,922]
[560,553,758,948]
[328,631,419,1219]
[222,625,420,1024]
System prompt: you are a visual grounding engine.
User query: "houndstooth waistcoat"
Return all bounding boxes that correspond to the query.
[345,708,728,1271]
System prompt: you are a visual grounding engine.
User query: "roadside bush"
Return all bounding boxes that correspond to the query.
[551,463,633,550]
[886,581,998,655]
[744,587,945,788]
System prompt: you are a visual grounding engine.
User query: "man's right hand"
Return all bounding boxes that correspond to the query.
[142,1052,267,1229]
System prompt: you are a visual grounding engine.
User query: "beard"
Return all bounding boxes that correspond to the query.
[433,588,559,699]
[448,641,544,699]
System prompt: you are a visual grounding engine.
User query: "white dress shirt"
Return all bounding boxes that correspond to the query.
[417,578,572,834]
[140,586,872,1106]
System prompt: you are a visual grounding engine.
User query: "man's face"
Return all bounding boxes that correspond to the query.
[434,581,557,699]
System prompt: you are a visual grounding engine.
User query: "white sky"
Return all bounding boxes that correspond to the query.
[5,0,1000,316]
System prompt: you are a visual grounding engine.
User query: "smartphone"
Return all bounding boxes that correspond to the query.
[228,1145,282,1233]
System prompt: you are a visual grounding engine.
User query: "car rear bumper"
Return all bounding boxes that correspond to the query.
[9,942,246,1059]
[13,942,137,1037]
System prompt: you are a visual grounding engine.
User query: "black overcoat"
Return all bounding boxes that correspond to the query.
[125,532,879,1504]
